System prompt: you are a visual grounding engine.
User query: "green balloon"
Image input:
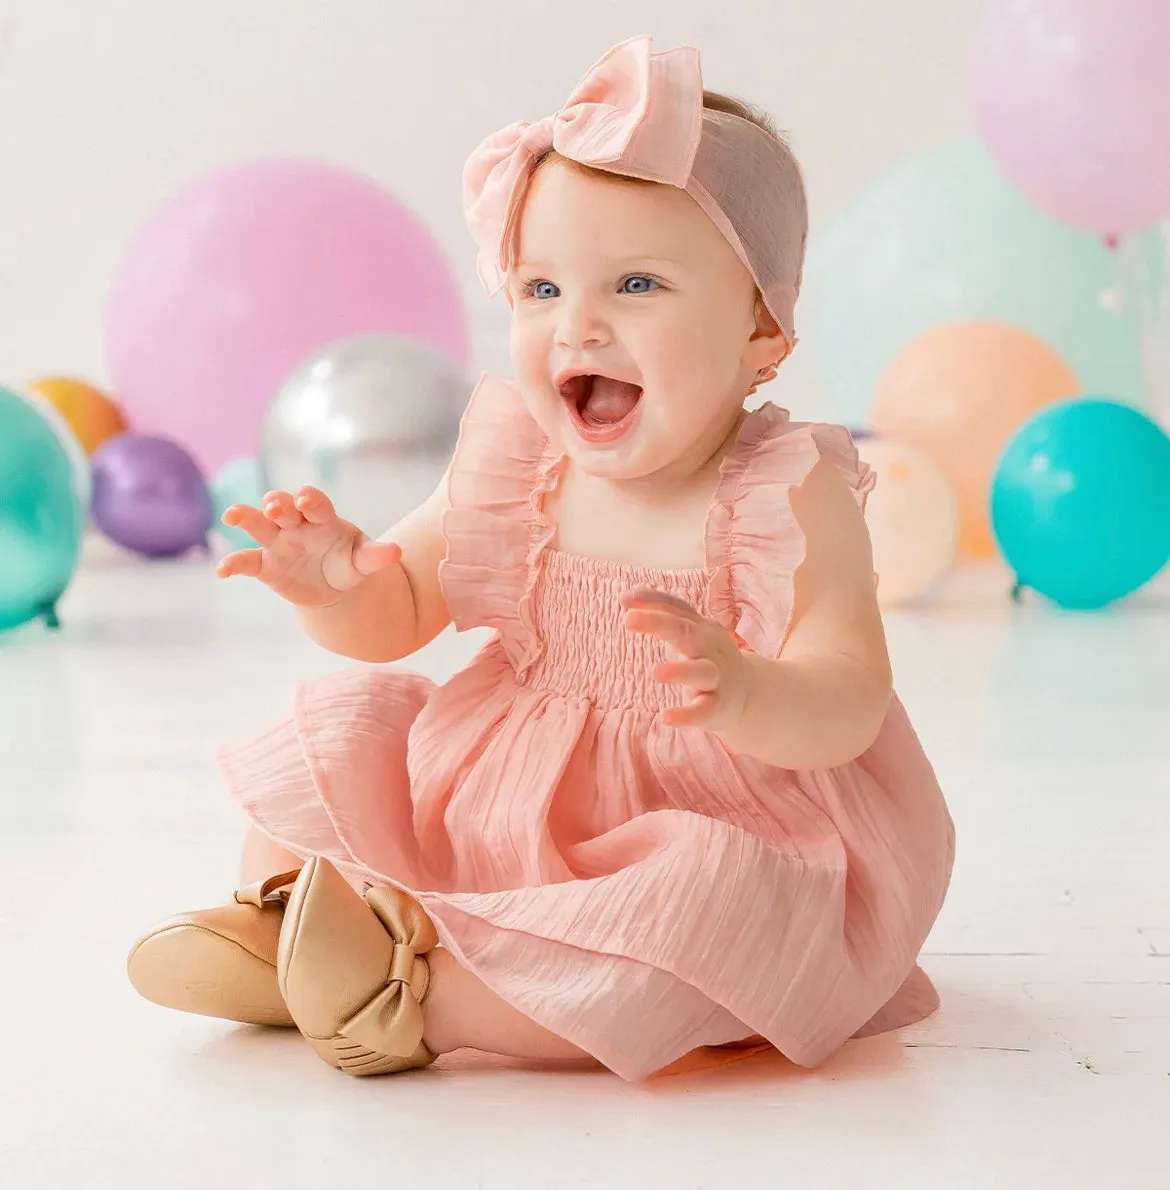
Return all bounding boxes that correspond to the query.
[0,385,86,633]
[802,139,1143,427]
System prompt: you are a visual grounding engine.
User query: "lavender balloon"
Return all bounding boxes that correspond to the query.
[91,433,212,558]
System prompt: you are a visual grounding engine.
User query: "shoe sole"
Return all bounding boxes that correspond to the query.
[128,923,294,1027]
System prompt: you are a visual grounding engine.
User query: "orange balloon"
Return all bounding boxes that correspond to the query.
[27,375,127,455]
[870,322,1079,558]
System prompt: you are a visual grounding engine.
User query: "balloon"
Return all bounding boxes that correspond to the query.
[0,384,85,633]
[1118,223,1170,433]
[91,434,212,559]
[991,399,1170,609]
[262,335,471,538]
[871,322,1079,559]
[15,384,93,511]
[106,159,469,473]
[972,0,1170,237]
[209,457,267,550]
[27,375,127,455]
[801,140,1141,427]
[854,437,958,606]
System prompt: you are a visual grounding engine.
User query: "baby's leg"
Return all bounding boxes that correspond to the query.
[239,825,302,885]
[422,948,593,1063]
[236,842,583,1059]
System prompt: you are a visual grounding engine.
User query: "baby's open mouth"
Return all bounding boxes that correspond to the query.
[558,373,643,428]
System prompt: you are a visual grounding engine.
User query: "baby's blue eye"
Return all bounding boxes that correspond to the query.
[531,281,560,299]
[621,275,658,294]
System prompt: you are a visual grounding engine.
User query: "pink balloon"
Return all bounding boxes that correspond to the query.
[106,159,469,472]
[972,0,1170,237]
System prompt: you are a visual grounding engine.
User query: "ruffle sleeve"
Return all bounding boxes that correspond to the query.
[705,404,876,658]
[439,374,564,678]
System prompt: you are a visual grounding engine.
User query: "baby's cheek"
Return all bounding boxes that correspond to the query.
[505,321,535,373]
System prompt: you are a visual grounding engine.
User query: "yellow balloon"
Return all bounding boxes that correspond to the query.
[27,375,127,455]
[857,437,958,606]
[871,321,1079,558]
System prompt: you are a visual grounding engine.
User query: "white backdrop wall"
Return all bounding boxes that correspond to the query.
[0,0,985,412]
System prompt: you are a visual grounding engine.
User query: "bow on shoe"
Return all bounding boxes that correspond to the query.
[339,886,441,1058]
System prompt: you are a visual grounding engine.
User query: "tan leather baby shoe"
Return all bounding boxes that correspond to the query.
[126,869,302,1027]
[277,857,438,1076]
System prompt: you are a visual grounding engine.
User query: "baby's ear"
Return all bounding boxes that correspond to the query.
[747,293,790,369]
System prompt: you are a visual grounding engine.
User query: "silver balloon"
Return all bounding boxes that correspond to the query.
[262,335,471,536]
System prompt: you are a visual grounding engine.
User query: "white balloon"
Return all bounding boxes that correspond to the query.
[262,335,472,537]
[856,436,959,606]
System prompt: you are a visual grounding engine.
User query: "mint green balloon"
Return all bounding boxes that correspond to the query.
[0,385,85,633]
[802,139,1143,427]
[209,456,266,550]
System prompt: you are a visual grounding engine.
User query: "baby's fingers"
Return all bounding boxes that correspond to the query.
[622,587,701,619]
[221,503,278,547]
[262,490,304,530]
[216,549,263,580]
[294,487,338,525]
[626,607,705,659]
[353,539,403,576]
[654,657,720,693]
[662,691,720,729]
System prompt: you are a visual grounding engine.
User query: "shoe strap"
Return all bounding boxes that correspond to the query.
[234,867,302,909]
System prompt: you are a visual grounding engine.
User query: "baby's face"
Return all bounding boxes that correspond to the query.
[506,157,779,484]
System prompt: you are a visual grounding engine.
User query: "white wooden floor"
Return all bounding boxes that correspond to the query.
[2,534,1169,1189]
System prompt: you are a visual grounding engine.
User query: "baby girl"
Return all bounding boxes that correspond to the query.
[127,36,954,1082]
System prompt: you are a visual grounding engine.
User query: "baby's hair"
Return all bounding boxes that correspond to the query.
[701,90,786,143]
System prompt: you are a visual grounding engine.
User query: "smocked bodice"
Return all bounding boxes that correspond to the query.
[522,549,710,710]
[438,373,876,698]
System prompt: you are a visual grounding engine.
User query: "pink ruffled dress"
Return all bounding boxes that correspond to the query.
[219,375,955,1081]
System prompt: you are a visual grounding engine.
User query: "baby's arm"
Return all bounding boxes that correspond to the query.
[720,458,893,769]
[297,473,452,664]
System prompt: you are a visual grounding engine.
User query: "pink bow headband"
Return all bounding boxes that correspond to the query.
[462,36,808,346]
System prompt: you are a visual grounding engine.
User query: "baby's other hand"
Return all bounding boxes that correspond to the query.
[623,587,750,732]
[216,486,401,607]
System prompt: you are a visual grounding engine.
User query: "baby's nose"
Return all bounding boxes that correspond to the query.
[555,298,612,350]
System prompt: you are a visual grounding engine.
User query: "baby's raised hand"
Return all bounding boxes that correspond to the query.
[623,588,750,732]
[216,486,401,607]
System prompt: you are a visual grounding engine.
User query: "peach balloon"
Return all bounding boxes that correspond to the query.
[870,322,1079,557]
[27,376,127,455]
[855,436,958,606]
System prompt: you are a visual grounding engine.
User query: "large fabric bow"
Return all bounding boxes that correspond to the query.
[463,36,706,294]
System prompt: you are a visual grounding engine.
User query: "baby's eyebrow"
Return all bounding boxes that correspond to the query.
[513,255,684,271]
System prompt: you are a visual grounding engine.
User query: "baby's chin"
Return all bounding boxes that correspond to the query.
[558,426,691,484]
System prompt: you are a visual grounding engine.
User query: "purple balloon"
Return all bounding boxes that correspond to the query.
[972,0,1170,236]
[91,434,212,559]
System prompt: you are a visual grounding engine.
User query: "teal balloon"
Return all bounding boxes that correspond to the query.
[209,456,266,549]
[991,399,1170,610]
[0,385,86,633]
[803,139,1142,427]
